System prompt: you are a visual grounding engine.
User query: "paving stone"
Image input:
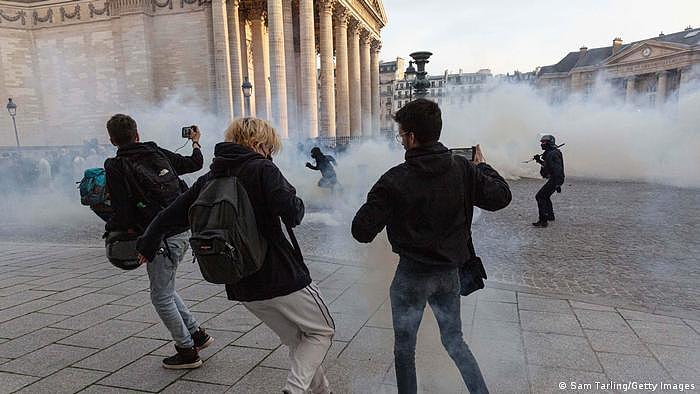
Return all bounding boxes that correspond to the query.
[324,357,392,394]
[41,293,123,316]
[74,337,166,372]
[331,312,371,341]
[0,327,76,358]
[584,329,650,356]
[647,344,700,381]
[16,367,107,394]
[58,320,152,349]
[684,318,700,333]
[50,304,134,331]
[205,305,261,332]
[33,278,95,292]
[573,309,631,332]
[117,304,162,324]
[232,323,281,350]
[97,355,187,392]
[522,331,601,372]
[479,356,529,394]
[0,284,35,297]
[78,385,148,394]
[569,301,615,311]
[518,294,572,313]
[366,301,393,329]
[478,288,517,303]
[597,352,671,382]
[0,344,96,377]
[474,301,519,323]
[0,371,39,394]
[97,279,150,297]
[226,366,288,393]
[0,290,55,310]
[471,337,525,363]
[617,308,686,325]
[470,319,521,343]
[81,275,133,289]
[163,380,230,393]
[341,326,394,364]
[520,310,583,336]
[190,297,235,314]
[177,283,224,301]
[134,323,173,341]
[628,320,700,348]
[0,299,62,324]
[109,291,152,307]
[329,285,386,317]
[183,346,269,386]
[45,287,100,301]
[528,365,610,394]
[0,312,68,339]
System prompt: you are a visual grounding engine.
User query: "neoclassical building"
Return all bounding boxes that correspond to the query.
[536,27,700,106]
[0,0,386,146]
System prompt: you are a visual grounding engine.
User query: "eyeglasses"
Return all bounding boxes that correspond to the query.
[395,132,411,143]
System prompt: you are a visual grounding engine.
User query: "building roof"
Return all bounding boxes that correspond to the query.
[538,27,699,76]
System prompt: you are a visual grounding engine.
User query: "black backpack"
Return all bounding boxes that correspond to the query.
[120,150,182,225]
[188,174,268,284]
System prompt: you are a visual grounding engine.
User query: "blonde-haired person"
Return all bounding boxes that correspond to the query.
[137,117,335,394]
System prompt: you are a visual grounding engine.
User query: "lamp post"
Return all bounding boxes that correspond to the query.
[409,51,432,99]
[404,61,416,101]
[241,76,253,117]
[6,98,19,148]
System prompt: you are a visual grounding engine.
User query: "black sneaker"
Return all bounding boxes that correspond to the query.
[162,345,202,369]
[192,327,214,350]
[547,214,555,221]
[532,220,548,228]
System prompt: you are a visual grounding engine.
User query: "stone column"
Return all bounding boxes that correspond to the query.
[656,71,668,108]
[267,0,288,137]
[318,0,336,138]
[250,5,271,120]
[227,0,244,118]
[359,30,372,136]
[298,0,318,138]
[283,0,298,137]
[347,19,362,137]
[625,76,636,103]
[239,17,256,116]
[211,0,234,119]
[370,39,381,136]
[333,8,350,138]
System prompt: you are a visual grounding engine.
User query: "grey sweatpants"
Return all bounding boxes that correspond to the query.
[243,283,335,394]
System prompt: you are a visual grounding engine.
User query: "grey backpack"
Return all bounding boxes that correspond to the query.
[188,175,268,284]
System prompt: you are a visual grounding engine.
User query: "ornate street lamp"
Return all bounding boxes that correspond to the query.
[404,61,416,100]
[6,98,20,148]
[241,76,253,117]
[410,51,432,99]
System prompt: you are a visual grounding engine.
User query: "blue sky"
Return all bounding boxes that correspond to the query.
[380,0,699,74]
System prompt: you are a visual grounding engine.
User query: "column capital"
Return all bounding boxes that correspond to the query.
[333,5,349,27]
[371,38,381,52]
[359,28,371,44]
[347,16,361,33]
[227,0,240,7]
[656,70,669,77]
[318,0,335,13]
[245,1,266,20]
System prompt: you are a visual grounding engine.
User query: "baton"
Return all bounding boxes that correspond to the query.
[522,143,566,163]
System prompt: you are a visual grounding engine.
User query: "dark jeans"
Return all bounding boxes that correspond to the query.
[390,260,489,394]
[535,179,557,221]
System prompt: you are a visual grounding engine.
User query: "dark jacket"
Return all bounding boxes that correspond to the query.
[307,152,337,180]
[352,142,511,271]
[136,142,310,302]
[539,147,565,185]
[104,141,203,233]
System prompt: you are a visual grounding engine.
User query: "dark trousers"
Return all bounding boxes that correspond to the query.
[535,179,557,221]
[390,261,489,394]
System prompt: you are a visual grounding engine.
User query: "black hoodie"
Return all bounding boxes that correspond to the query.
[136,142,310,302]
[352,142,511,271]
[104,141,203,233]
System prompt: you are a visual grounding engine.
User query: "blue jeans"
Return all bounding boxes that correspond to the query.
[146,232,198,348]
[390,260,488,394]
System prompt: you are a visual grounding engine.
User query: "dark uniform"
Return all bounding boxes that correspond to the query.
[533,135,564,227]
[305,147,338,188]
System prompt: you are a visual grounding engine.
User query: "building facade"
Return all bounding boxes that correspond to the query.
[0,0,387,146]
[536,27,700,106]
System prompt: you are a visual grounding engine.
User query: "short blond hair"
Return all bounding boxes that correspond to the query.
[224,117,282,154]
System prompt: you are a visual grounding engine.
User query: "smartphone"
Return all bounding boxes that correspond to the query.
[450,146,476,161]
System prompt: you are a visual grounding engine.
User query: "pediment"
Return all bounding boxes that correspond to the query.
[606,41,688,65]
[360,0,387,25]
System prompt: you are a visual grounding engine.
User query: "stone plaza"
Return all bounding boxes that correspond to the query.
[0,178,697,393]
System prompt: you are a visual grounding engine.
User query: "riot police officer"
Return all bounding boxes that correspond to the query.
[533,134,564,227]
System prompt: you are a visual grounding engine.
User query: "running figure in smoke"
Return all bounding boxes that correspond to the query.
[532,134,565,227]
[306,146,339,189]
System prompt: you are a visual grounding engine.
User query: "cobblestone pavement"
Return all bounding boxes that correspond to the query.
[0,243,697,393]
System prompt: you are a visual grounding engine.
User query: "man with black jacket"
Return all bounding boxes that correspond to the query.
[104,114,213,370]
[532,134,565,227]
[136,118,335,394]
[352,99,511,394]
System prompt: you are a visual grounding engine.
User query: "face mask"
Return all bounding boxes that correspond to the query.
[541,143,548,150]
